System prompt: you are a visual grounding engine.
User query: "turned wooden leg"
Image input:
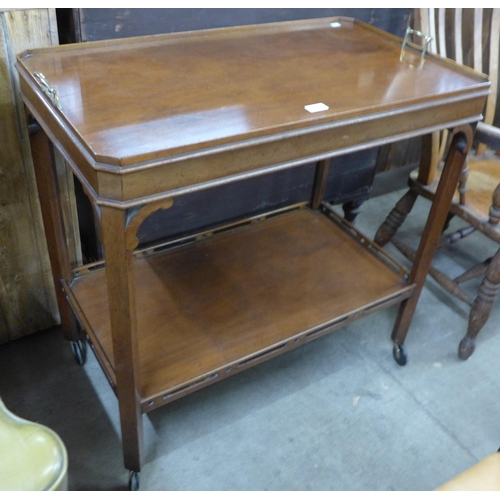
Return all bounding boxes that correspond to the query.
[342,198,366,223]
[458,247,500,360]
[454,258,492,284]
[458,161,469,205]
[437,225,476,248]
[100,205,144,473]
[441,212,455,233]
[392,127,472,349]
[374,189,418,247]
[28,119,79,342]
[488,183,500,225]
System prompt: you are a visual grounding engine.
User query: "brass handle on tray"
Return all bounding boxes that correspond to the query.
[400,27,433,69]
[33,72,62,110]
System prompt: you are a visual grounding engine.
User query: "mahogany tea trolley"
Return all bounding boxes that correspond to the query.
[16,18,489,489]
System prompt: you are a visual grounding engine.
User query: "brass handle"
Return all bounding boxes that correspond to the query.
[400,27,433,69]
[33,72,62,110]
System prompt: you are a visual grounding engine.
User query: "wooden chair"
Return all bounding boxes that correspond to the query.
[436,450,500,490]
[0,398,68,490]
[374,8,500,360]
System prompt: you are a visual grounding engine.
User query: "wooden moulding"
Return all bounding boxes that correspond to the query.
[65,204,415,413]
[108,96,487,203]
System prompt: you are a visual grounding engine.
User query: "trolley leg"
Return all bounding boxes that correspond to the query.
[391,126,473,356]
[28,118,79,343]
[100,205,144,475]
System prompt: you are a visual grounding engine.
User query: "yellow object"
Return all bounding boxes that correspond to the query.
[0,398,68,491]
[437,452,500,491]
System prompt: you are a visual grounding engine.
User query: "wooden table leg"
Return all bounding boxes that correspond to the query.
[311,159,330,210]
[459,246,500,360]
[100,205,144,475]
[391,125,474,350]
[28,120,79,342]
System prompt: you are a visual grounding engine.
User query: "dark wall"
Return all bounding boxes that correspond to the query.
[58,8,411,43]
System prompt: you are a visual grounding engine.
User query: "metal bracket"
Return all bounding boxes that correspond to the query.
[33,72,62,110]
[400,27,433,69]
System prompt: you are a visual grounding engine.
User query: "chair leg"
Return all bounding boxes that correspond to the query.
[459,246,500,360]
[454,258,492,284]
[488,183,500,225]
[374,189,418,247]
[392,237,473,305]
[342,199,365,223]
[457,161,468,205]
[437,225,476,248]
[442,212,455,233]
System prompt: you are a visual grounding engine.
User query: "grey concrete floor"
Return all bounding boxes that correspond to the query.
[1,186,500,491]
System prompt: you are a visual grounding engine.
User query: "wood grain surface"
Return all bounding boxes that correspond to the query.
[0,9,79,342]
[19,18,487,167]
[71,208,410,405]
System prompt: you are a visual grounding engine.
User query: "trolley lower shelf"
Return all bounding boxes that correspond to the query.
[66,204,415,412]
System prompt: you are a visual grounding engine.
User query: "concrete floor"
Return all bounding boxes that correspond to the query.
[1,186,500,491]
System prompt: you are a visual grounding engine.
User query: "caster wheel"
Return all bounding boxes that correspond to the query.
[71,339,87,366]
[393,343,407,366]
[458,337,475,360]
[129,470,140,491]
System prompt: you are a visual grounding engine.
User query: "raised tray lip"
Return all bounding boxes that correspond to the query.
[16,16,490,169]
[14,16,488,82]
[19,16,358,58]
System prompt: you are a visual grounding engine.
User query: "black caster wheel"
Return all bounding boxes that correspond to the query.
[129,470,140,491]
[71,339,87,366]
[393,343,407,366]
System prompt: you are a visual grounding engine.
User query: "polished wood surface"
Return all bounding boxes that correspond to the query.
[18,18,487,170]
[99,205,143,472]
[70,208,412,409]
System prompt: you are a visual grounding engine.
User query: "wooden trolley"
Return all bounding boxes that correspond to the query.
[16,17,489,489]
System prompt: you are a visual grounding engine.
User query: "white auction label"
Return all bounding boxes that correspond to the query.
[304,103,329,113]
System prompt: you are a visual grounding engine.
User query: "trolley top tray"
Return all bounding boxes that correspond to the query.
[17,17,489,205]
[18,17,488,164]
